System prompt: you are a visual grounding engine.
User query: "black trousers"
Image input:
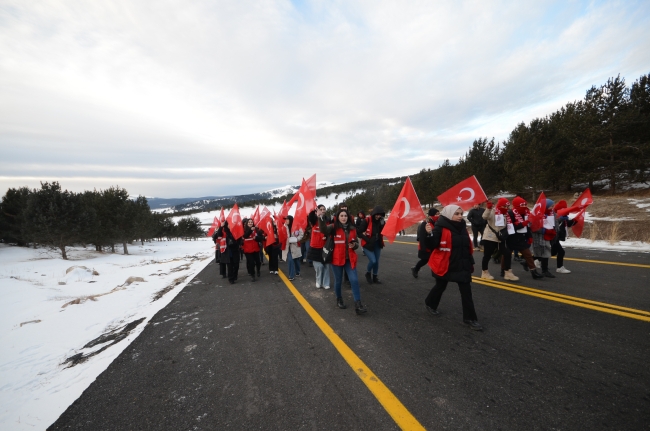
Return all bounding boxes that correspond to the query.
[482,240,511,271]
[414,252,431,272]
[425,278,478,321]
[226,257,239,282]
[266,246,280,271]
[551,241,565,267]
[471,226,485,248]
[245,252,261,275]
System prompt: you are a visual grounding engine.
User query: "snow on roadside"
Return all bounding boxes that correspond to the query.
[0,239,213,430]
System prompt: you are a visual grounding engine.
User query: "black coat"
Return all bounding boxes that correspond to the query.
[215,226,241,264]
[416,218,435,259]
[505,210,532,251]
[424,216,475,283]
[358,206,386,251]
[467,208,487,228]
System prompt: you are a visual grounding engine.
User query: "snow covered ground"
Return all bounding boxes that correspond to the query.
[0,239,213,430]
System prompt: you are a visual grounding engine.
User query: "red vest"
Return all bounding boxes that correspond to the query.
[243,229,260,253]
[219,237,227,253]
[428,228,473,277]
[310,224,326,249]
[361,216,384,248]
[332,227,358,268]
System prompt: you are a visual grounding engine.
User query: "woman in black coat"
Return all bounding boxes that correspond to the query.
[423,205,482,330]
[215,222,241,284]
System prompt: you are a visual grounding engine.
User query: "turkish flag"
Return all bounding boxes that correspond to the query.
[571,208,586,238]
[226,203,244,240]
[258,213,276,247]
[303,174,317,213]
[381,177,426,244]
[557,189,593,216]
[529,192,547,232]
[252,206,260,225]
[437,175,488,210]
[206,216,220,237]
[260,206,271,220]
[278,199,290,219]
[291,177,317,234]
[218,207,226,223]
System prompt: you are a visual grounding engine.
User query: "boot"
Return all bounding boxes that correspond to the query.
[336,297,347,309]
[503,269,519,281]
[355,300,367,315]
[542,270,556,278]
[373,274,381,284]
[257,270,261,277]
[463,320,483,331]
[530,269,544,279]
[500,269,505,277]
[481,270,494,280]
[251,273,256,282]
[365,272,373,284]
[520,261,529,272]
[411,266,418,278]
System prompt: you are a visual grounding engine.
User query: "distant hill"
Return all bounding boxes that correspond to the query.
[146,196,222,210]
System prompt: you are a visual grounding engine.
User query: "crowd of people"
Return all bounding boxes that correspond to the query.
[212,195,576,331]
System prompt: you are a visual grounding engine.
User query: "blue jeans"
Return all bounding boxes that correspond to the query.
[363,247,382,275]
[313,261,331,288]
[332,262,360,301]
[287,250,301,279]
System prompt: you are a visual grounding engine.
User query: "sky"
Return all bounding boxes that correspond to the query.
[1,0,649,198]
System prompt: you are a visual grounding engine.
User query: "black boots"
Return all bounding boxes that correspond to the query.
[531,269,544,279]
[355,300,367,315]
[411,267,418,278]
[463,319,483,331]
[542,270,555,278]
[373,274,381,284]
[336,297,347,309]
[365,272,373,284]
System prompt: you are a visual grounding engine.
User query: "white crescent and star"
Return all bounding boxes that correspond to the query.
[581,197,588,205]
[532,203,541,214]
[297,193,305,210]
[232,212,240,223]
[456,187,476,202]
[399,197,410,218]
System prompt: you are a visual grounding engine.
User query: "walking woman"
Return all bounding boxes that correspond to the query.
[318,209,367,315]
[424,205,482,330]
[481,198,518,281]
[265,219,281,275]
[243,218,264,281]
[411,208,439,278]
[307,205,331,289]
[531,199,557,278]
[282,215,304,281]
[507,197,543,279]
[215,221,240,284]
[552,200,575,274]
[359,206,386,284]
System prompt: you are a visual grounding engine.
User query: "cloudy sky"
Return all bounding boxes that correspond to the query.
[1,0,649,198]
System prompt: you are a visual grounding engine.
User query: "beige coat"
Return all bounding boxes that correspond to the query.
[482,207,501,243]
[282,226,304,261]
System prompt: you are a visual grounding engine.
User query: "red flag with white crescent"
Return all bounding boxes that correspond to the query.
[381,177,426,244]
[218,207,226,223]
[557,189,593,216]
[303,174,317,213]
[258,213,276,247]
[226,203,244,240]
[206,216,219,237]
[260,206,271,220]
[252,206,260,225]
[529,192,547,232]
[437,175,488,211]
[571,208,586,238]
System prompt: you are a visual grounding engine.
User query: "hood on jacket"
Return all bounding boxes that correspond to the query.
[371,206,386,217]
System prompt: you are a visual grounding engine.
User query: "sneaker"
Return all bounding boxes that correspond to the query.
[288,277,295,281]
[365,272,373,284]
[323,285,330,290]
[542,270,556,278]
[411,267,419,278]
[274,271,279,275]
[270,271,274,274]
[316,282,321,288]
[556,266,571,274]
[296,273,300,277]
[463,320,483,331]
[534,260,541,269]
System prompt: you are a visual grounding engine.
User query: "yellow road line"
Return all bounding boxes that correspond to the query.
[474,277,650,317]
[277,269,426,430]
[391,240,650,268]
[472,278,650,323]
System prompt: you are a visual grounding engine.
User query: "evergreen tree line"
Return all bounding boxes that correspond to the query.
[0,182,204,259]
[339,73,650,215]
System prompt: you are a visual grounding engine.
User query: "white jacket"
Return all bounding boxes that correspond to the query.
[282,227,304,261]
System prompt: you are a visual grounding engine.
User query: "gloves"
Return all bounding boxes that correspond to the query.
[486,202,493,209]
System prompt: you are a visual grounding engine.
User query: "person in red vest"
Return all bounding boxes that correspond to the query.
[215,221,240,285]
[424,205,482,330]
[264,219,281,275]
[358,205,386,284]
[411,207,439,278]
[318,209,367,315]
[307,205,331,289]
[242,218,265,281]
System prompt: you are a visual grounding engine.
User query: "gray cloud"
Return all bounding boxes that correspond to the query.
[1,0,649,197]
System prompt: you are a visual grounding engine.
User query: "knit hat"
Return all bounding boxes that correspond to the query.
[512,196,527,209]
[428,208,439,216]
[496,197,510,209]
[545,199,555,208]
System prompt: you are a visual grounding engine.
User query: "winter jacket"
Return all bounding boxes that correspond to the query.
[467,208,487,228]
[318,217,359,268]
[282,226,304,261]
[359,206,386,250]
[481,207,502,243]
[505,210,532,251]
[416,218,436,259]
[242,227,264,254]
[424,216,475,283]
[215,226,240,264]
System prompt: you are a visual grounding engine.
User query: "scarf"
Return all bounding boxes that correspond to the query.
[511,208,527,225]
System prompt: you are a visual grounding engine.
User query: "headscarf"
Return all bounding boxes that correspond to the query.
[440,205,462,220]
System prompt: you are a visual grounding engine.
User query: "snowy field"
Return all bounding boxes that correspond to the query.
[0,239,213,430]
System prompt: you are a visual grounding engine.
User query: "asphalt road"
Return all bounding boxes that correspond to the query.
[49,241,650,430]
